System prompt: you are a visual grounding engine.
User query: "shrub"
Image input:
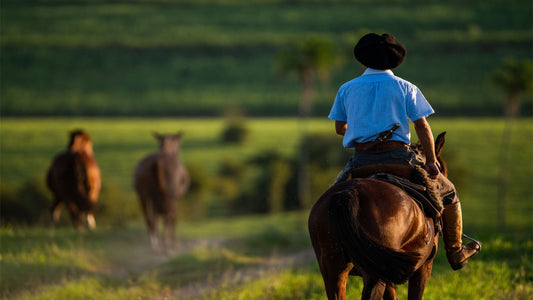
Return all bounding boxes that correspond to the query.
[221,121,248,144]
[0,178,50,226]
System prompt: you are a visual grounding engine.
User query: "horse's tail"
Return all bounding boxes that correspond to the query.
[328,188,421,284]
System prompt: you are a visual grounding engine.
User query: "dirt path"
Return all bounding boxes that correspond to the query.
[102,235,315,299]
[104,237,229,279]
[171,248,315,299]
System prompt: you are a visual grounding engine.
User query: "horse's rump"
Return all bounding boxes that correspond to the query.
[328,182,422,284]
[47,152,97,212]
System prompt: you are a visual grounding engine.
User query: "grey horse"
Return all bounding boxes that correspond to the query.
[134,132,190,253]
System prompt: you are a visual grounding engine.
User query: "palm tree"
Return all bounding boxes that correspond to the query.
[276,35,340,207]
[490,57,533,228]
[277,35,339,117]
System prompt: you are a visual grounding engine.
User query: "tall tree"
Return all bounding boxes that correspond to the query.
[490,57,533,228]
[277,35,339,116]
[276,35,340,207]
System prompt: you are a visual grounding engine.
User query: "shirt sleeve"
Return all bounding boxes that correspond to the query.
[406,85,434,121]
[328,87,347,121]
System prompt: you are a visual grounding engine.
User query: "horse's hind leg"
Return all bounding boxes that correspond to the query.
[311,227,353,299]
[408,239,437,300]
[67,203,83,229]
[51,198,62,225]
[142,199,160,252]
[86,213,96,230]
[361,276,386,300]
[163,213,177,253]
[407,261,434,300]
[384,284,399,300]
[320,261,353,300]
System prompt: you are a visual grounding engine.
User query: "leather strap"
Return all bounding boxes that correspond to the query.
[354,140,408,152]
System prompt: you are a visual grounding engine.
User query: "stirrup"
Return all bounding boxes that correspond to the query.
[462,233,482,249]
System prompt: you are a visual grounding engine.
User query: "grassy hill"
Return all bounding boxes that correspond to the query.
[1,0,531,116]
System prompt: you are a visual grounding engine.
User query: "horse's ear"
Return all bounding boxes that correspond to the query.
[435,132,446,157]
[152,132,162,140]
[176,131,184,139]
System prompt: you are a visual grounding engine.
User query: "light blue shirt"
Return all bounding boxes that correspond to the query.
[328,68,434,148]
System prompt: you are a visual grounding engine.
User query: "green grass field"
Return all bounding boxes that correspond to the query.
[1,0,531,116]
[1,212,531,299]
[0,117,532,298]
[1,0,532,297]
[1,117,532,224]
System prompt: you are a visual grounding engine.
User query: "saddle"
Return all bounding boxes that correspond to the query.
[350,163,443,232]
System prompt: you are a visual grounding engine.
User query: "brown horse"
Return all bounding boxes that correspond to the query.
[134,132,190,253]
[47,129,101,230]
[308,133,448,300]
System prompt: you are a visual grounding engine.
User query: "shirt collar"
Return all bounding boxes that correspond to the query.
[362,68,394,76]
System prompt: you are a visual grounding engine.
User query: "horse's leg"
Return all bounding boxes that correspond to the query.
[407,261,433,300]
[319,260,353,300]
[311,223,353,299]
[408,241,438,300]
[143,198,159,252]
[163,212,177,253]
[383,284,398,300]
[50,198,62,225]
[67,202,83,230]
[361,276,386,300]
[86,213,96,230]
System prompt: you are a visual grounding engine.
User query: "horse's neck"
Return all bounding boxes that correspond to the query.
[160,150,179,158]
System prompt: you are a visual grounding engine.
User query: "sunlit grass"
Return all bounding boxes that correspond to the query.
[2,209,532,299]
[2,117,531,228]
[200,232,533,300]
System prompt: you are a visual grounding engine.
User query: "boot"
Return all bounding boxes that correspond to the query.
[441,202,481,270]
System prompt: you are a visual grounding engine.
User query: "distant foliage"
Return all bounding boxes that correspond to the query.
[303,133,352,169]
[179,163,209,221]
[226,134,352,215]
[96,184,141,228]
[221,121,248,144]
[0,178,50,226]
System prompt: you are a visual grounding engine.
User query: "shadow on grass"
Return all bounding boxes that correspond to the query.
[0,262,96,298]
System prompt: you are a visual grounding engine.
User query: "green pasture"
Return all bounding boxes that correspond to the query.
[1,0,532,116]
[1,117,532,227]
[1,212,531,299]
[0,117,532,298]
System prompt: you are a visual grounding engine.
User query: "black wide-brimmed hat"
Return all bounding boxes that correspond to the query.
[354,33,406,70]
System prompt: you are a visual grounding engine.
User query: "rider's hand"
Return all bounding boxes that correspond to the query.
[425,161,440,180]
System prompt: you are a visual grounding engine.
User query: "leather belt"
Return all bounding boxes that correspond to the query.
[354,140,408,152]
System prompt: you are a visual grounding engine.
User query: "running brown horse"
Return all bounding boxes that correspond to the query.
[47,129,101,230]
[134,132,190,253]
[308,133,447,300]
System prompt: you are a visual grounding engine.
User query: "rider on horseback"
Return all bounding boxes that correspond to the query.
[329,33,480,271]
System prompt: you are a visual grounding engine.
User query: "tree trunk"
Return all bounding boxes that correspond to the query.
[297,68,313,208]
[298,68,314,117]
[497,93,518,228]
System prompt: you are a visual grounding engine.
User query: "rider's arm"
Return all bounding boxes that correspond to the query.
[335,121,347,136]
[413,117,439,179]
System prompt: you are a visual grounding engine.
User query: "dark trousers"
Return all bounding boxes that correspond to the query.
[333,147,458,205]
